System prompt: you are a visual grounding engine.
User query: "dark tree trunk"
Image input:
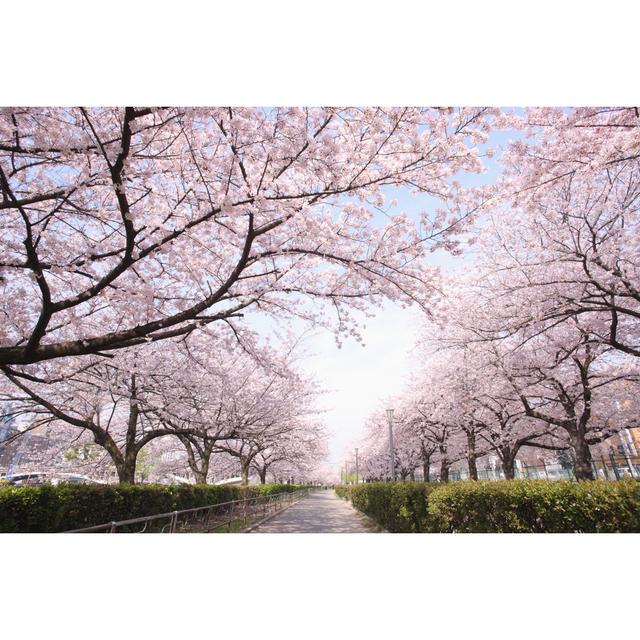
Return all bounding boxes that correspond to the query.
[438,439,449,482]
[422,459,431,482]
[117,373,140,484]
[183,442,204,483]
[500,447,516,480]
[240,459,250,485]
[183,437,213,484]
[466,430,478,481]
[92,429,133,484]
[117,457,137,484]
[570,431,595,481]
[259,468,267,484]
[439,459,449,483]
[196,456,210,484]
[193,468,208,484]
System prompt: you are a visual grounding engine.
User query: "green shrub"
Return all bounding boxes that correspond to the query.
[338,480,640,533]
[334,485,352,501]
[0,483,305,533]
[338,482,439,532]
[428,480,640,533]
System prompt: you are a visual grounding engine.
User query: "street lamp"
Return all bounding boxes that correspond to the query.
[386,408,396,481]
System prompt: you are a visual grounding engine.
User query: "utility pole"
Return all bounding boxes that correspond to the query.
[386,409,396,481]
[355,448,359,485]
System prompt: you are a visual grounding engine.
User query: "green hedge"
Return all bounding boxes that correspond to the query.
[428,480,640,533]
[340,482,440,532]
[334,485,352,501]
[336,480,640,533]
[0,483,305,533]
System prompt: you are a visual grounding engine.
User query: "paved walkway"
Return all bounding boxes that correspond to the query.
[251,489,377,533]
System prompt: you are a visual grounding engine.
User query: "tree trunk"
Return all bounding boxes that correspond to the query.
[500,449,516,480]
[422,459,431,482]
[92,430,132,484]
[259,468,267,484]
[439,459,449,483]
[117,457,137,484]
[193,468,208,484]
[183,442,209,484]
[570,431,595,481]
[117,373,140,484]
[198,456,210,484]
[240,459,250,485]
[466,430,478,480]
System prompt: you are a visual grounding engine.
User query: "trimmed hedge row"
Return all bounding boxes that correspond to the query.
[428,480,640,533]
[0,483,305,533]
[334,485,351,501]
[345,482,440,532]
[336,480,640,533]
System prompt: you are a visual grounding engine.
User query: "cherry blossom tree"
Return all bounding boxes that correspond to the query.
[360,388,465,483]
[427,277,640,480]
[353,108,640,483]
[497,327,640,479]
[0,326,324,483]
[164,332,324,485]
[478,107,640,357]
[357,432,389,482]
[211,375,320,485]
[1,347,203,482]
[421,320,572,479]
[360,302,639,483]
[470,375,566,480]
[250,421,327,484]
[0,107,496,370]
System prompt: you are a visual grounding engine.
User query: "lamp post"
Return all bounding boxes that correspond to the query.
[386,408,396,481]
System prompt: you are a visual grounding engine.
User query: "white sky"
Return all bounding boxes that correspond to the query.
[297,302,423,471]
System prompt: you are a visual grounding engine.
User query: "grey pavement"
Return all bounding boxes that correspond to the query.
[250,489,378,533]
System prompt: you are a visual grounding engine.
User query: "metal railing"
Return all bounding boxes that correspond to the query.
[437,457,640,482]
[65,488,310,533]
[361,455,640,483]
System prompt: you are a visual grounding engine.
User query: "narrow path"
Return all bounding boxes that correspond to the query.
[251,489,377,533]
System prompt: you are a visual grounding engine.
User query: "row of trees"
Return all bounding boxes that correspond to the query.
[359,108,640,481]
[1,331,327,483]
[1,107,498,482]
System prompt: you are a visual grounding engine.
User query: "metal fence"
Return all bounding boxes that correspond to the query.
[356,455,640,483]
[420,455,640,482]
[65,488,310,533]
[434,464,577,482]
